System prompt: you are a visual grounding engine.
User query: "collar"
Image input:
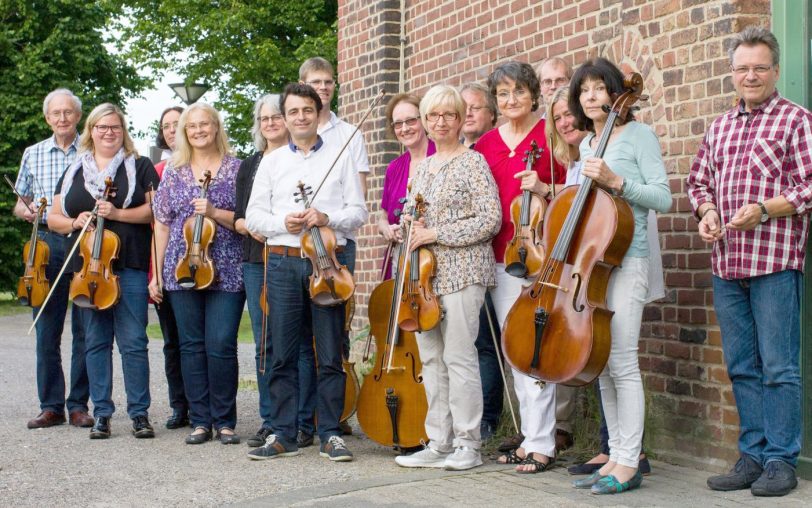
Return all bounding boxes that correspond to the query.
[45,132,80,152]
[288,135,324,153]
[732,89,781,118]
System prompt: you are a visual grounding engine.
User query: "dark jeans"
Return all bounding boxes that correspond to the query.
[243,262,274,428]
[474,291,503,428]
[267,252,346,443]
[34,231,89,414]
[82,269,151,418]
[169,289,245,431]
[297,239,354,434]
[154,291,187,414]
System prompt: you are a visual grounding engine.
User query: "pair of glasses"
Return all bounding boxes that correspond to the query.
[426,112,459,123]
[731,65,773,75]
[466,105,487,113]
[306,79,335,87]
[161,121,178,131]
[186,121,212,131]
[94,124,123,134]
[258,114,284,124]
[49,110,76,120]
[496,88,530,102]
[541,78,569,88]
[392,116,420,130]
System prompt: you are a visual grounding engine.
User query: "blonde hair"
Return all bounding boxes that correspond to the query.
[79,103,137,157]
[545,87,575,167]
[419,85,466,138]
[172,103,232,168]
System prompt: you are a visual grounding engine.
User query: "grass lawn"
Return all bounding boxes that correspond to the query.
[147,310,255,343]
[0,293,31,317]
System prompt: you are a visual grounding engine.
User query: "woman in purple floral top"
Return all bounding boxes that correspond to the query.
[149,103,245,445]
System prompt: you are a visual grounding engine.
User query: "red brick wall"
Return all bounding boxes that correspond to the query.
[337,0,771,470]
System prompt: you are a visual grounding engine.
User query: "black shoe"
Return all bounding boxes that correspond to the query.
[132,416,155,438]
[480,422,496,442]
[185,427,212,444]
[216,428,240,445]
[639,456,652,475]
[297,430,314,448]
[751,460,798,497]
[89,416,111,439]
[247,427,274,447]
[165,411,190,430]
[707,454,762,491]
[568,460,607,475]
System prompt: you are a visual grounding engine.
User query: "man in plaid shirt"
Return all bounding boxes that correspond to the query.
[688,27,812,498]
[14,88,92,430]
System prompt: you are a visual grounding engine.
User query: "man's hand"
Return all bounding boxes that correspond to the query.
[301,207,329,229]
[285,211,306,234]
[726,203,762,232]
[698,208,724,242]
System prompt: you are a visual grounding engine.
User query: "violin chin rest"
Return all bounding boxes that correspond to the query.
[72,295,94,309]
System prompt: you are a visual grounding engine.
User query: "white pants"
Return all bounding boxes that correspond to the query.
[416,283,486,451]
[601,257,648,468]
[490,266,557,457]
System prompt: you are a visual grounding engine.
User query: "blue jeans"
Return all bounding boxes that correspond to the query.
[713,270,802,466]
[267,252,346,443]
[297,239,354,434]
[155,292,187,414]
[34,231,89,414]
[474,291,503,428]
[243,262,273,428]
[81,269,151,418]
[169,289,245,431]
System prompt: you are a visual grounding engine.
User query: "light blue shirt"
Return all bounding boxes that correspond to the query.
[16,133,80,221]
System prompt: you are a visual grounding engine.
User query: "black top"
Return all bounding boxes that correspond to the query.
[234,151,266,263]
[56,156,160,273]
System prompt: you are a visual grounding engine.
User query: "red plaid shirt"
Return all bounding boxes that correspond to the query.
[688,91,812,280]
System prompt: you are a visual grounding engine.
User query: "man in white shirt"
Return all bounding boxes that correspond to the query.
[245,83,367,462]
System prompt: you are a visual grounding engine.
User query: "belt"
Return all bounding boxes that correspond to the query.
[266,245,344,257]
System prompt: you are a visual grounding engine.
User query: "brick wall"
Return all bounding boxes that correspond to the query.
[337,0,771,471]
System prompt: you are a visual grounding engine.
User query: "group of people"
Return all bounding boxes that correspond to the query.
[14,25,810,498]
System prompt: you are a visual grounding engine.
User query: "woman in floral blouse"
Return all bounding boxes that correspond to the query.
[149,103,245,445]
[393,85,501,472]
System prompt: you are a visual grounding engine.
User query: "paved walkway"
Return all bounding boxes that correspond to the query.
[0,311,808,506]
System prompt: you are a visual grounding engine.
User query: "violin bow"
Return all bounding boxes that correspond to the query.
[483,302,520,434]
[308,89,386,203]
[4,175,38,216]
[259,241,269,375]
[548,131,557,199]
[147,183,161,309]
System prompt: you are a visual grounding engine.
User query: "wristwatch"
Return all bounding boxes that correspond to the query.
[757,202,769,223]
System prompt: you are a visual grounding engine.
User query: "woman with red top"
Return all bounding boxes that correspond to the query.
[475,61,565,473]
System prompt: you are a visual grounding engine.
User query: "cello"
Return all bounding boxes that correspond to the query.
[70,177,121,310]
[175,170,216,289]
[501,73,644,386]
[503,140,546,278]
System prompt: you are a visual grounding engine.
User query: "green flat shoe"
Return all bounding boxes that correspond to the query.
[572,471,605,489]
[591,470,643,495]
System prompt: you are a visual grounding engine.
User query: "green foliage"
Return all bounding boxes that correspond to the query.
[108,0,338,153]
[0,0,148,294]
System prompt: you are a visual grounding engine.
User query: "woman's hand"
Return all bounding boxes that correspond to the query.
[72,211,95,232]
[148,277,163,303]
[377,218,403,242]
[95,199,118,220]
[192,197,215,217]
[582,156,623,192]
[409,219,437,251]
[514,169,550,197]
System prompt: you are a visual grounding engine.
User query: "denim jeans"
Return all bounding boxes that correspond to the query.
[243,262,273,428]
[81,268,151,418]
[267,253,346,444]
[169,289,245,431]
[713,270,802,466]
[474,291,503,428]
[297,239,354,434]
[154,292,187,414]
[34,231,89,414]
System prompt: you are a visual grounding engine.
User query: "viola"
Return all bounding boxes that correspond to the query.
[175,170,216,289]
[504,140,546,278]
[70,177,121,310]
[397,193,441,332]
[501,73,644,386]
[17,197,50,307]
[295,181,354,307]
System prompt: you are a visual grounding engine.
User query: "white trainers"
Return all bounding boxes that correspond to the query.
[395,447,451,468]
[443,446,483,470]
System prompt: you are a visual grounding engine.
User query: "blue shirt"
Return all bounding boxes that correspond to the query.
[16,133,80,221]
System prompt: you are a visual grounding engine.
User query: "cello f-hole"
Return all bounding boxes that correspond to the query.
[406,351,421,383]
[571,272,585,312]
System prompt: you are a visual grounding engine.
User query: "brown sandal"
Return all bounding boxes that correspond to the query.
[497,432,524,452]
[497,448,525,464]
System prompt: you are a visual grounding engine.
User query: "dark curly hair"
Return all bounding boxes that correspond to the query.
[280,83,323,116]
[486,61,541,112]
[568,57,632,133]
[155,106,184,150]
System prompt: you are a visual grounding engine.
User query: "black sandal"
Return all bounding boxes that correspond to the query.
[515,453,553,474]
[497,448,525,464]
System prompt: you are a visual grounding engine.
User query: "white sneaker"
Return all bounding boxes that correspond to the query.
[395,447,450,468]
[443,446,483,470]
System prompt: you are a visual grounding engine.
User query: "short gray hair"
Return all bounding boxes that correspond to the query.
[728,26,780,66]
[460,83,498,125]
[251,94,282,152]
[43,88,82,117]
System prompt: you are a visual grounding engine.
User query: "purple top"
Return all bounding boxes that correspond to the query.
[154,154,244,292]
[380,140,436,225]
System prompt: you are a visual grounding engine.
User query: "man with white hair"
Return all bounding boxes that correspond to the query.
[14,88,92,430]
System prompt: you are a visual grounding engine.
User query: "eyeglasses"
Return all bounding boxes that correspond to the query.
[731,65,774,76]
[48,110,76,120]
[541,78,569,88]
[94,124,123,134]
[495,88,530,102]
[426,112,459,123]
[259,114,284,124]
[185,121,213,131]
[392,116,420,130]
[161,121,178,131]
[306,79,335,88]
[466,105,487,113]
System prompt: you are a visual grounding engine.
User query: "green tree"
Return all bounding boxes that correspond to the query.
[109,0,338,152]
[0,0,148,293]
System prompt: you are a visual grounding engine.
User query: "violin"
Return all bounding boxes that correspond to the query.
[70,177,121,310]
[504,140,546,278]
[295,181,354,307]
[17,197,50,307]
[176,170,216,289]
[397,193,441,332]
[357,217,429,450]
[501,73,644,386]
